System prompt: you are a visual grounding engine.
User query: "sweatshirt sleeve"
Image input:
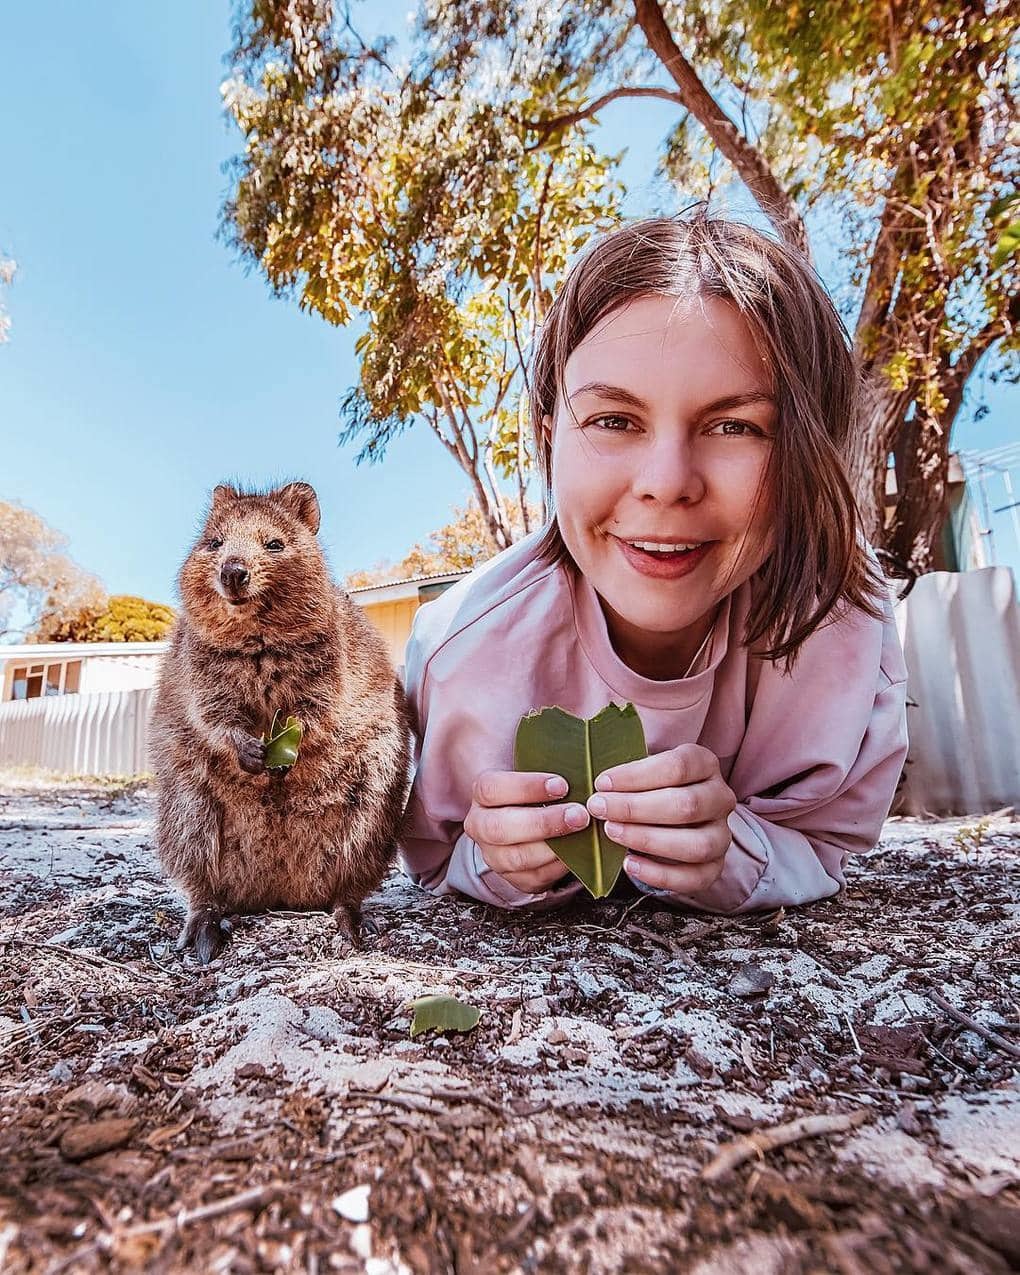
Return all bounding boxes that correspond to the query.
[667,596,909,915]
[398,604,585,911]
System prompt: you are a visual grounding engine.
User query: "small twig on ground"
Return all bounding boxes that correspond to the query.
[701,1109,871,1181]
[926,989,1020,1060]
[116,1183,283,1238]
[6,937,168,984]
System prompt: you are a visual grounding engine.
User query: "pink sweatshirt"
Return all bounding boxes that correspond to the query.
[399,531,908,914]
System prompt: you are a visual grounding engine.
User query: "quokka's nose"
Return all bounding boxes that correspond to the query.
[220,560,251,593]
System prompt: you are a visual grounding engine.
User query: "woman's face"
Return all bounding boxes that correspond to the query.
[549,292,776,677]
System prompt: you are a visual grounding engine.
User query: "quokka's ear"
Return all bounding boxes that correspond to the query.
[210,484,242,516]
[272,482,321,534]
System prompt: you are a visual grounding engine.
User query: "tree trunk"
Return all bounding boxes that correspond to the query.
[849,368,956,573]
[847,372,906,546]
[887,414,951,573]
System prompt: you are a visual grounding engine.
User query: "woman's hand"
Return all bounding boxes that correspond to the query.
[464,770,588,895]
[586,743,736,896]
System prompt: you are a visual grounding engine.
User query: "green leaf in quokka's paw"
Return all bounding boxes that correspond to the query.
[262,711,304,771]
[409,995,481,1038]
[514,702,648,899]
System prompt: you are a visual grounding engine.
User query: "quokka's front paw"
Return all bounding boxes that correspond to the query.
[235,734,267,774]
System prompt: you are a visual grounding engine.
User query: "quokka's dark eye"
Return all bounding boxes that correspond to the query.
[266,539,285,552]
[207,538,223,551]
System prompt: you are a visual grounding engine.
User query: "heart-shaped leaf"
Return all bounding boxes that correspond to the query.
[262,711,304,770]
[409,994,481,1037]
[514,702,648,898]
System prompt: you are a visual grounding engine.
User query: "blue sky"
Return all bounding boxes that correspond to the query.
[1,1,1016,616]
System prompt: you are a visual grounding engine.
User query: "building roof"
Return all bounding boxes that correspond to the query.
[0,641,170,663]
[347,570,469,604]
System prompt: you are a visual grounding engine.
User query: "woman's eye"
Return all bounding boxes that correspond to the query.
[207,538,223,551]
[712,419,766,437]
[588,414,634,432]
[266,539,285,552]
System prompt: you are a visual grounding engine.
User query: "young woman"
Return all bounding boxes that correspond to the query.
[399,214,908,914]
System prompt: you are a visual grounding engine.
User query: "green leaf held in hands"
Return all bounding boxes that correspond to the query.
[262,711,304,771]
[409,994,481,1038]
[514,702,648,899]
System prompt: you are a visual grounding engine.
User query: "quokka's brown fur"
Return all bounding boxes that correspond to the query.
[149,481,410,963]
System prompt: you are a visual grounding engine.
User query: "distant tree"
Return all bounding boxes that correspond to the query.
[225,0,1018,573]
[0,500,105,641]
[345,502,516,588]
[36,594,176,643]
[222,3,623,551]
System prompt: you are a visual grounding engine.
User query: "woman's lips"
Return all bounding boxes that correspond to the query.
[613,537,714,579]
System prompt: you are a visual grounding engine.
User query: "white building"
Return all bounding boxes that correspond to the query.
[0,642,168,704]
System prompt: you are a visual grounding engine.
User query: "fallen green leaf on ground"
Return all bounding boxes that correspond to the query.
[514,702,648,898]
[409,995,481,1038]
[263,711,304,771]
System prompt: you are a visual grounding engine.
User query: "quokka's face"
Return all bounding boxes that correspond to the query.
[178,483,327,627]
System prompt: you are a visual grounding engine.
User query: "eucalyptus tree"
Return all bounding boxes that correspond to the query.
[222,3,622,548]
[225,0,1017,570]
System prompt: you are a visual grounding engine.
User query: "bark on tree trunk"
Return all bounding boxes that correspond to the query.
[847,372,908,547]
[850,367,957,574]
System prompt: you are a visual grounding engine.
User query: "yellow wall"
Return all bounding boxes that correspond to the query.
[359,597,419,668]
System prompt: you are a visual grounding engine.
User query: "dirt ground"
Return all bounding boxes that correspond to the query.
[0,769,1018,1274]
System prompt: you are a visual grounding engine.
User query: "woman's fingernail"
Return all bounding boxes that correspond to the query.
[545,776,568,798]
[624,855,642,879]
[564,804,589,829]
[588,795,607,818]
[605,821,624,840]
[594,774,613,792]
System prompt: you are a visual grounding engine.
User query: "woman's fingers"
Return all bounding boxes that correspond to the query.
[472,769,569,808]
[624,853,725,896]
[594,743,719,793]
[498,854,573,893]
[464,798,588,849]
[604,818,732,863]
[586,777,736,828]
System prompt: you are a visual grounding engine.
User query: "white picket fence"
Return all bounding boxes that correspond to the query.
[1,568,1018,812]
[0,687,155,776]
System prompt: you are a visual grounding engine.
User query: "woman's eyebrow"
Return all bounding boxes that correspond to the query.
[700,391,777,412]
[567,384,777,412]
[568,382,648,407]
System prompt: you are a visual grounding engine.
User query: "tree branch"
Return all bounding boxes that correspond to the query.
[632,0,809,255]
[945,293,1019,399]
[526,85,684,140]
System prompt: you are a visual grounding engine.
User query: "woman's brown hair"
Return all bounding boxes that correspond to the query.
[528,212,884,665]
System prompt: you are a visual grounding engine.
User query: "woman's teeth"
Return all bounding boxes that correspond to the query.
[628,541,704,553]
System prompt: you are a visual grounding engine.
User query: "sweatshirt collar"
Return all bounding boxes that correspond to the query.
[567,565,732,709]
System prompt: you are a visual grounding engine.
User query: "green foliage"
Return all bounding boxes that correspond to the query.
[514,702,648,898]
[223,1,624,546]
[409,994,481,1037]
[224,0,1018,568]
[262,711,304,770]
[951,817,992,864]
[39,594,176,643]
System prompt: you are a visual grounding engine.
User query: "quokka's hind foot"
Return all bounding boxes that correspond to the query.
[332,903,363,951]
[177,907,230,965]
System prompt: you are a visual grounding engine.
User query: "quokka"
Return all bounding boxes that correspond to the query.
[149,481,410,963]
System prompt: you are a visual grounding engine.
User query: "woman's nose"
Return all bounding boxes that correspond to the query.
[631,436,706,505]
